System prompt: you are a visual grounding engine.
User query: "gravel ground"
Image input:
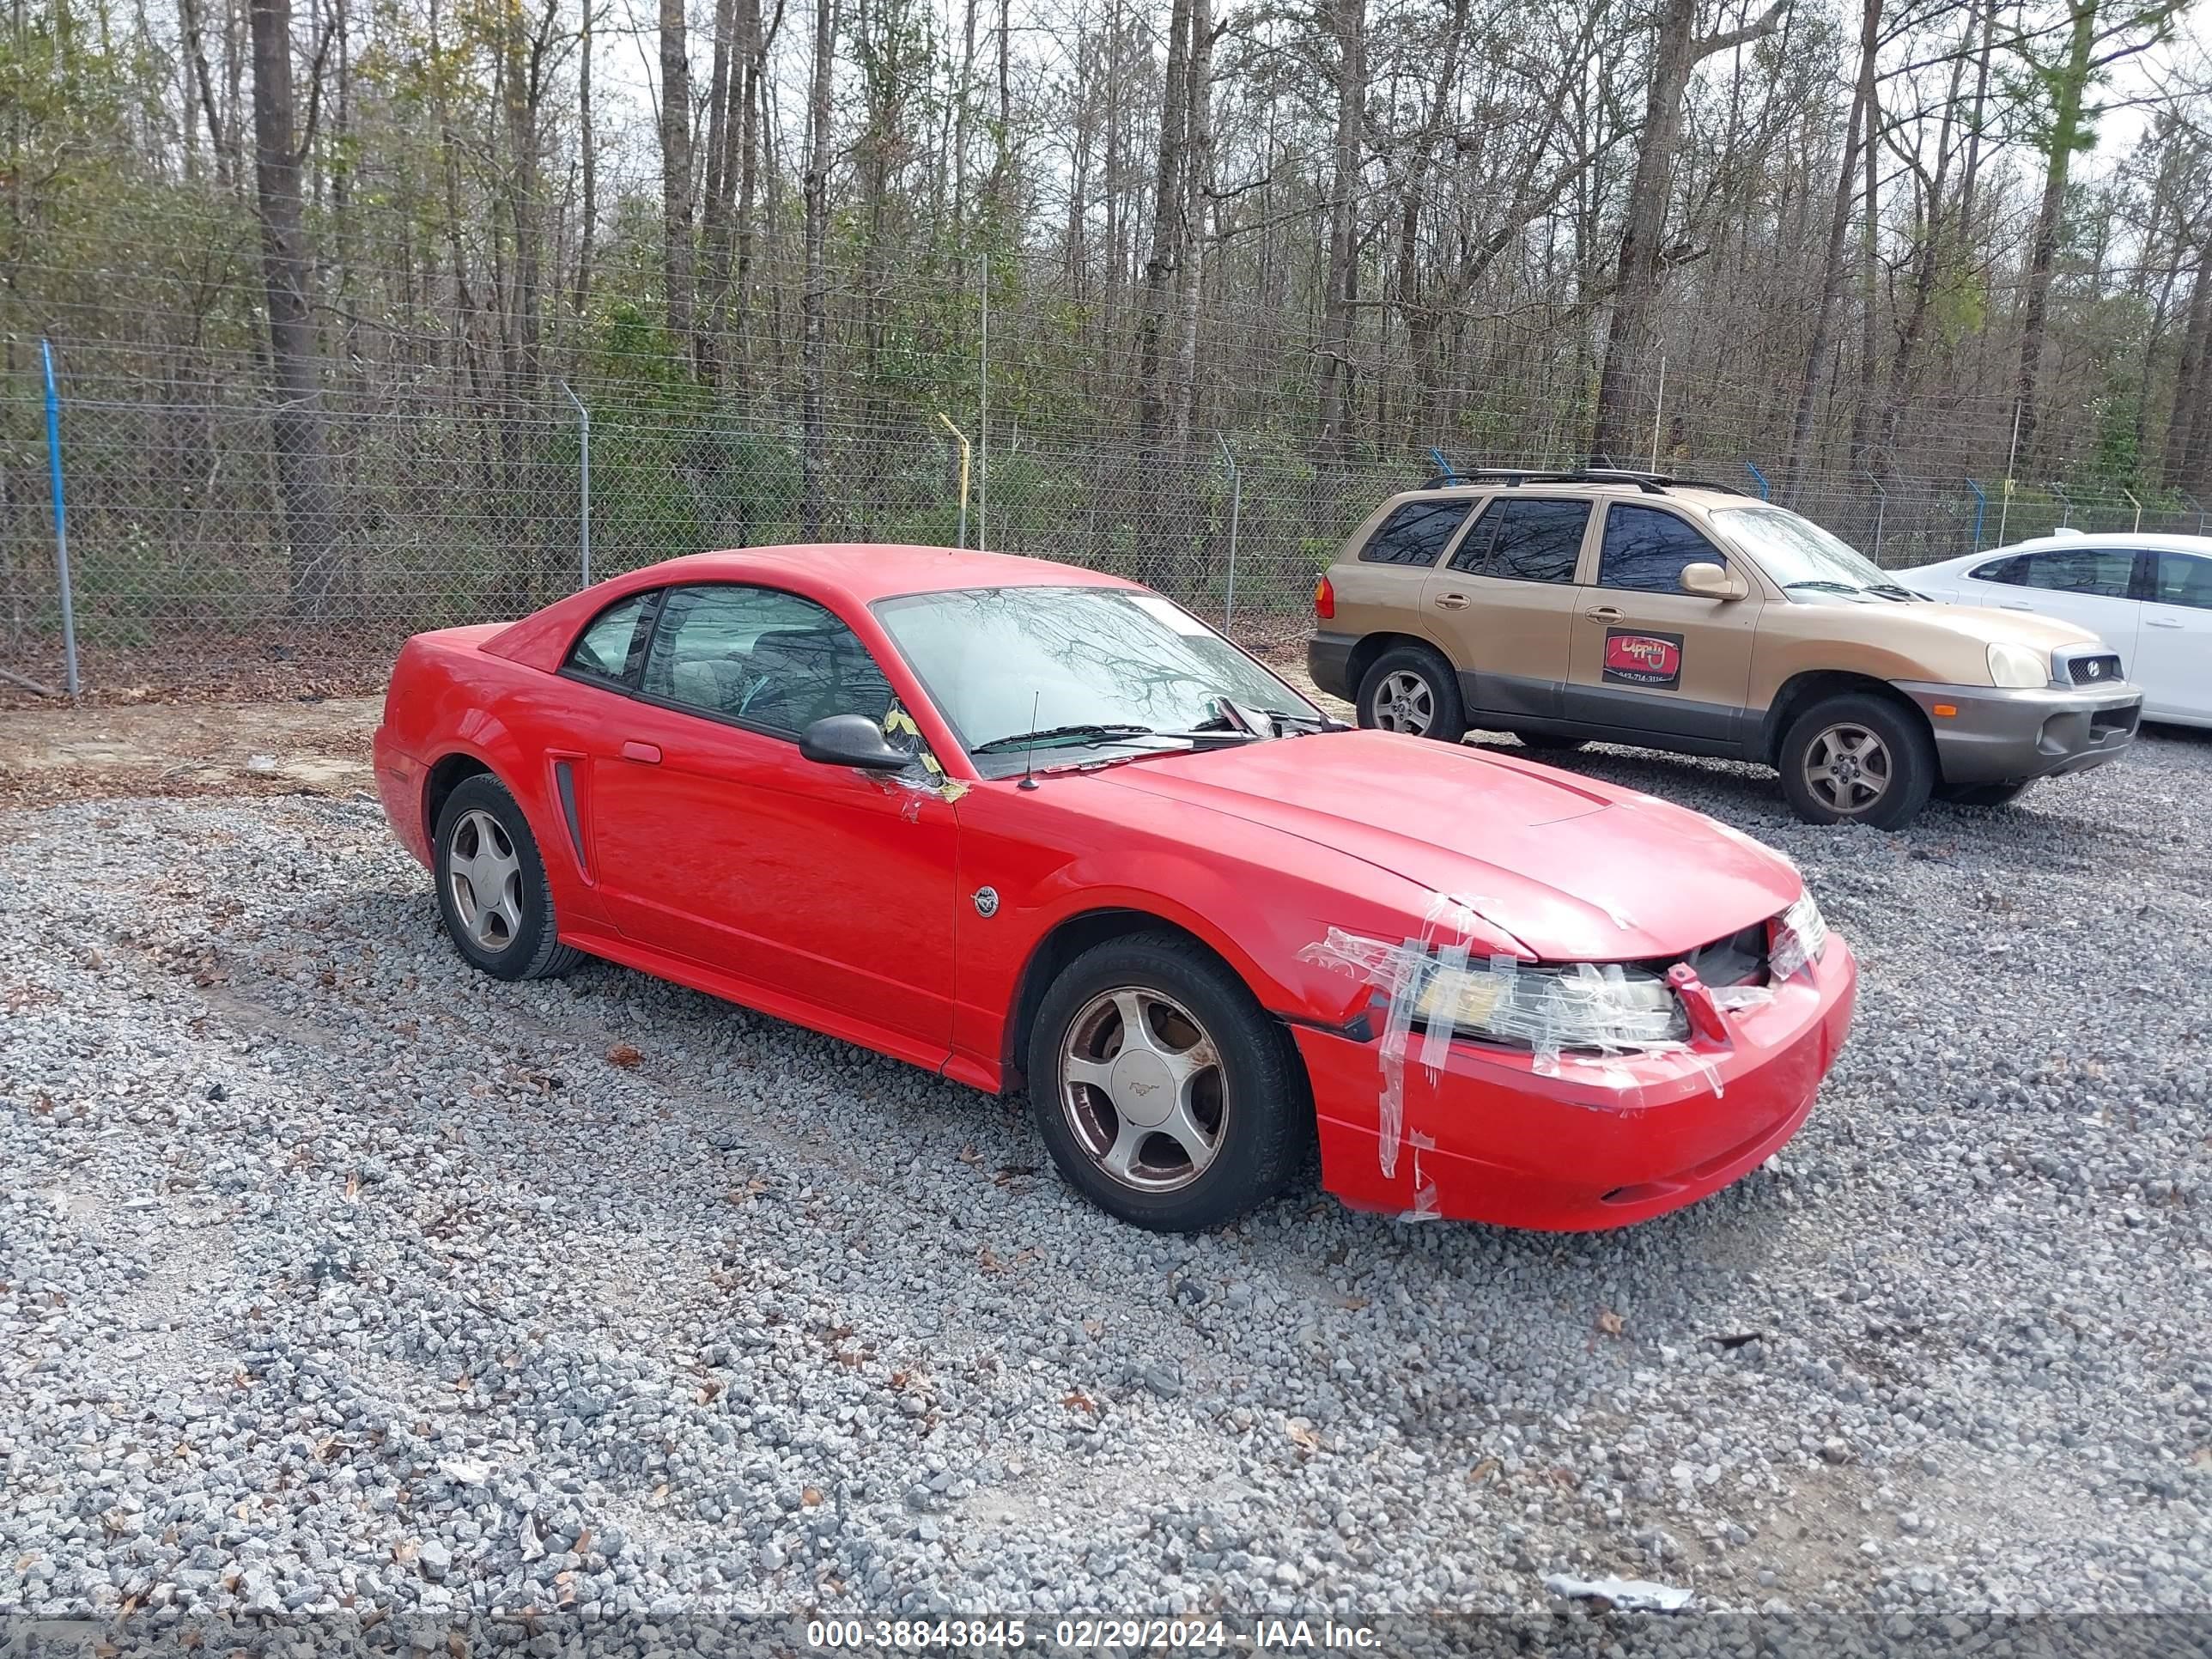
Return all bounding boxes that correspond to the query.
[3,723,2210,1652]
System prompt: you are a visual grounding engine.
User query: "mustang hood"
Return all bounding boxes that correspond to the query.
[1089,731,1800,961]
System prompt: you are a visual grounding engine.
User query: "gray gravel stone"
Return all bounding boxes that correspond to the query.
[2,731,2209,1633]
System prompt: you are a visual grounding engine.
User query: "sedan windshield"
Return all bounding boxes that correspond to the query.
[874,585,1322,772]
[1710,505,1917,600]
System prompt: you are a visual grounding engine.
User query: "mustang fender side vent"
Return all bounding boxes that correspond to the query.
[552,759,589,876]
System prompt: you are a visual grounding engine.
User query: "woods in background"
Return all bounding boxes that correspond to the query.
[3,0,2209,627]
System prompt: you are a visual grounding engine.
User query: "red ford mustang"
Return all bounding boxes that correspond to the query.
[373,545,1856,1232]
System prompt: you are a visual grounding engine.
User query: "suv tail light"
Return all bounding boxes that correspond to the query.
[1315,574,1335,620]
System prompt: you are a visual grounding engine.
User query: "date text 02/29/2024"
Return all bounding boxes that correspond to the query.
[803,1617,1384,1650]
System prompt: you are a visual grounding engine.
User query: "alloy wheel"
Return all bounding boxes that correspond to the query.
[1373,669,1436,736]
[1059,987,1228,1193]
[1802,722,1893,815]
[447,809,526,951]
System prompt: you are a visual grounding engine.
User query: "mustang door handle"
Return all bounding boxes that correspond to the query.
[620,741,662,764]
[1434,592,1471,610]
[1584,605,1625,623]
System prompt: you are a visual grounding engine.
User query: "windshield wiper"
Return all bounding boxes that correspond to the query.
[1866,581,1918,600]
[1783,580,1863,594]
[969,722,1164,755]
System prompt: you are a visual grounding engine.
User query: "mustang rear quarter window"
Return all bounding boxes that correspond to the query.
[565,592,655,682]
[1358,500,1473,566]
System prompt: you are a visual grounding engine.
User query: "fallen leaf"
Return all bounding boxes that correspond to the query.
[605,1042,643,1067]
[1332,1294,1370,1310]
[343,1172,360,1202]
[957,1145,982,1165]
[801,1487,823,1507]
[698,1380,723,1406]
[1063,1390,1098,1415]
[574,1527,592,1554]
[1286,1419,1322,1453]
[1083,1318,1103,1339]
[1469,1455,1500,1483]
[1595,1309,1626,1338]
[889,1370,911,1389]
[978,1247,1005,1273]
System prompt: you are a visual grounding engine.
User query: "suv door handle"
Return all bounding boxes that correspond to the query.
[620,741,662,763]
[1584,605,1625,623]
[1434,592,1470,610]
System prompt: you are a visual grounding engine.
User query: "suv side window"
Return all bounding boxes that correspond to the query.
[644,584,893,734]
[1449,498,1589,583]
[2006,548,2135,597]
[1358,500,1473,567]
[565,592,658,684]
[2151,550,2212,610]
[1598,504,1728,593]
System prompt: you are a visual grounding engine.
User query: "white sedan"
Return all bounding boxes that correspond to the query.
[1905,532,2210,727]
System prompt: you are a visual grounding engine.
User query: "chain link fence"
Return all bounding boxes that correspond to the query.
[5,347,2207,697]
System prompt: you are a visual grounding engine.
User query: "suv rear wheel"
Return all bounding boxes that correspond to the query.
[1356,645,1467,744]
[1778,694,1936,830]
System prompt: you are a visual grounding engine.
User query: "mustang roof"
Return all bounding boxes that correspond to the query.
[620,544,1138,605]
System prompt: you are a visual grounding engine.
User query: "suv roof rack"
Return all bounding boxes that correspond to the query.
[1416,466,1746,496]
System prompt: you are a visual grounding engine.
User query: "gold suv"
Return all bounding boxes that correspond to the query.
[1307,470,2142,829]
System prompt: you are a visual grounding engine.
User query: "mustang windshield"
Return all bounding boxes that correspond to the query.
[874,585,1322,770]
[1709,505,1917,599]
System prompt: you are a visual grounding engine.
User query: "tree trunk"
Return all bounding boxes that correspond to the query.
[696,0,736,383]
[801,0,836,538]
[2164,233,2212,489]
[1314,0,1363,462]
[1171,0,1213,449]
[248,0,343,617]
[2014,0,2100,469]
[574,2,595,318]
[1133,0,1193,457]
[1783,0,1875,500]
[659,0,696,357]
[1590,0,1785,462]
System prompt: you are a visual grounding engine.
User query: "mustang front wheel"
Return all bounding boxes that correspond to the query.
[1027,933,1308,1231]
[432,773,584,981]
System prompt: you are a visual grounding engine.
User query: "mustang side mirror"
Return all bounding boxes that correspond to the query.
[1679,561,1747,601]
[799,714,912,771]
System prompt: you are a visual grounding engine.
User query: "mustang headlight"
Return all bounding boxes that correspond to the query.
[1412,957,1688,1051]
[1987,641,2050,689]
[1771,890,1829,982]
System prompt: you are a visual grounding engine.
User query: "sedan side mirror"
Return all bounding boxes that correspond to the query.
[799,713,912,771]
[1679,561,1747,601]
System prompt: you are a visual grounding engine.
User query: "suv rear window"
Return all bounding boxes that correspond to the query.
[1450,498,1589,583]
[1358,500,1472,567]
[1598,505,1728,592]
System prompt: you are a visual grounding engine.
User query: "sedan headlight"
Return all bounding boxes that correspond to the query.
[1411,957,1688,1051]
[1987,641,2050,689]
[1771,890,1829,982]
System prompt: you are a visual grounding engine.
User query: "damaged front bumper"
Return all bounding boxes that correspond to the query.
[1292,933,1856,1230]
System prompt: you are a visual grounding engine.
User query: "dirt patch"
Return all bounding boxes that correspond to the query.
[0,696,380,806]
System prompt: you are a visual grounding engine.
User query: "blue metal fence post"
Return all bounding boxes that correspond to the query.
[1744,461,1771,501]
[1965,478,1987,551]
[1427,447,1457,483]
[39,339,80,697]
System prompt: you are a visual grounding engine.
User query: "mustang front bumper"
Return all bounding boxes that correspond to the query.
[1292,934,1856,1230]
[1894,679,2142,786]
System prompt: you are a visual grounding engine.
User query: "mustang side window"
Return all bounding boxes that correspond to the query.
[564,592,657,684]
[1598,505,1727,593]
[644,585,893,736]
[1451,497,1590,582]
[1358,500,1473,566]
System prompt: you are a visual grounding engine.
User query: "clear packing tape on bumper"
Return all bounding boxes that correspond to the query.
[1297,893,1820,1194]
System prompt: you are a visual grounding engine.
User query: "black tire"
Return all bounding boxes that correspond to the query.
[1935,780,2034,809]
[1025,933,1310,1232]
[1355,644,1468,744]
[431,772,585,981]
[1778,693,1937,830]
[1511,731,1588,753]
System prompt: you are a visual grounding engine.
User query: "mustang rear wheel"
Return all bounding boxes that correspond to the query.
[432,773,584,981]
[1778,693,1936,830]
[1356,645,1467,744]
[1027,933,1308,1231]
